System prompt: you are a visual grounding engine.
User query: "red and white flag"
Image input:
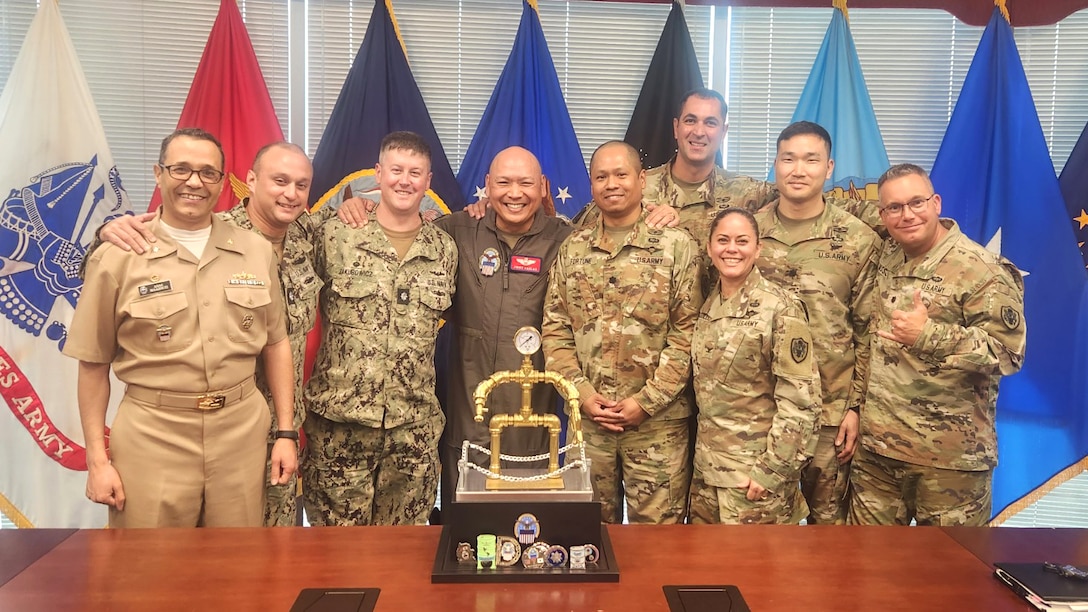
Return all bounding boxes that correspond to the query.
[148,0,285,213]
[0,0,132,527]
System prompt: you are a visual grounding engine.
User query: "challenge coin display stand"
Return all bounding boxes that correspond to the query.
[431,327,619,584]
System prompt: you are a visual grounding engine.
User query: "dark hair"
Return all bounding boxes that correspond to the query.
[252,141,309,172]
[708,207,760,243]
[159,127,225,169]
[877,163,932,191]
[677,88,728,121]
[590,140,642,172]
[777,121,832,156]
[380,131,432,162]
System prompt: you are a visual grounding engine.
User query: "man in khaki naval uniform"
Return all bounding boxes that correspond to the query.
[543,141,703,524]
[752,122,879,524]
[849,164,1026,526]
[304,132,457,526]
[65,128,298,528]
[95,141,324,526]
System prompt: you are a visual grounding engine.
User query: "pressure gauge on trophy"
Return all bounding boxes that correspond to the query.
[514,326,542,356]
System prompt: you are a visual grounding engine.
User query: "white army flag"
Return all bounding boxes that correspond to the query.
[0,0,132,527]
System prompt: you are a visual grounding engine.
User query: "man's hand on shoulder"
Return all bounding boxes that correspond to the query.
[100,212,157,254]
[644,203,680,229]
[337,197,376,228]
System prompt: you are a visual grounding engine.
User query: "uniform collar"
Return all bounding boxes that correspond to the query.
[659,155,734,208]
[588,206,659,254]
[888,218,960,279]
[759,197,842,243]
[356,211,442,262]
[146,211,245,264]
[704,266,765,321]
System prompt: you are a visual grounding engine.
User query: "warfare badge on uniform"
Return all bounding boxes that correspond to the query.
[241,314,254,330]
[156,325,172,342]
[480,248,500,277]
[1001,305,1021,329]
[790,337,810,363]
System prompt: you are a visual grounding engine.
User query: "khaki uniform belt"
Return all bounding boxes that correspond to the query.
[125,378,257,410]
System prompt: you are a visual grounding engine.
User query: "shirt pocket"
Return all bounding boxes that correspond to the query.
[717,327,765,393]
[327,276,382,329]
[223,286,272,347]
[128,292,190,354]
[282,262,323,335]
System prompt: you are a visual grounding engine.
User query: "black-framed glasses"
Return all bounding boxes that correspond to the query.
[879,194,935,218]
[158,163,225,184]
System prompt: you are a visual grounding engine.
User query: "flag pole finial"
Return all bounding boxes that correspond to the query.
[995,0,1011,23]
[385,0,410,63]
[832,0,849,23]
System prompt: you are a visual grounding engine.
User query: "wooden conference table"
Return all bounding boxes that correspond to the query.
[1,524,1084,611]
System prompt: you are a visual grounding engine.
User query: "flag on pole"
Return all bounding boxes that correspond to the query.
[624,1,706,170]
[0,0,133,528]
[310,0,462,213]
[456,0,590,220]
[776,0,889,201]
[149,0,284,213]
[1060,121,1088,269]
[929,3,1088,522]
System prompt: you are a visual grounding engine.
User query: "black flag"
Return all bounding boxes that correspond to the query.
[624,1,705,170]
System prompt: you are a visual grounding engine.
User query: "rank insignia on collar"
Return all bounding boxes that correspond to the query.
[791,337,810,363]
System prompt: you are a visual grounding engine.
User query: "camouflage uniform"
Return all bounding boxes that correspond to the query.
[754,200,879,523]
[304,213,457,526]
[542,209,703,524]
[688,267,821,524]
[573,159,776,295]
[849,219,1025,526]
[223,201,325,526]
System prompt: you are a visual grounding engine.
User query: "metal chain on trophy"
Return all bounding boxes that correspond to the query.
[459,440,589,483]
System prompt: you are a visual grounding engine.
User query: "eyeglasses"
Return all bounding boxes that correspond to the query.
[879,194,935,218]
[158,163,225,185]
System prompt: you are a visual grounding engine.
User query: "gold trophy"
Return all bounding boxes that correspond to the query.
[472,326,582,490]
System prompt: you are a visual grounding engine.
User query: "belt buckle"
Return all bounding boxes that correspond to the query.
[198,394,226,410]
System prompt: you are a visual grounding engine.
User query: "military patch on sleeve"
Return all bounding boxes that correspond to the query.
[791,337,810,363]
[1001,305,1021,329]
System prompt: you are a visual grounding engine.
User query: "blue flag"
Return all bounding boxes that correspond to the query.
[1060,121,1088,269]
[456,0,590,220]
[775,2,889,200]
[930,7,1088,521]
[310,0,463,212]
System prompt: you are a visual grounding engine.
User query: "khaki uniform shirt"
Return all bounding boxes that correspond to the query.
[65,214,287,392]
[863,220,1026,471]
[754,200,879,425]
[223,202,324,432]
[692,267,820,491]
[542,210,703,419]
[305,213,457,429]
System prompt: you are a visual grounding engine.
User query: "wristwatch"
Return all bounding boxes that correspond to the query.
[274,430,299,441]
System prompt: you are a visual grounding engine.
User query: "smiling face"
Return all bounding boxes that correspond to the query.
[375,146,432,216]
[774,133,833,208]
[486,147,543,235]
[879,172,944,258]
[673,95,726,168]
[154,135,223,230]
[708,211,761,290]
[590,142,645,227]
[245,144,312,235]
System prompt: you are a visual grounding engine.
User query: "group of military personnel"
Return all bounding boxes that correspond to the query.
[68,86,1026,529]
